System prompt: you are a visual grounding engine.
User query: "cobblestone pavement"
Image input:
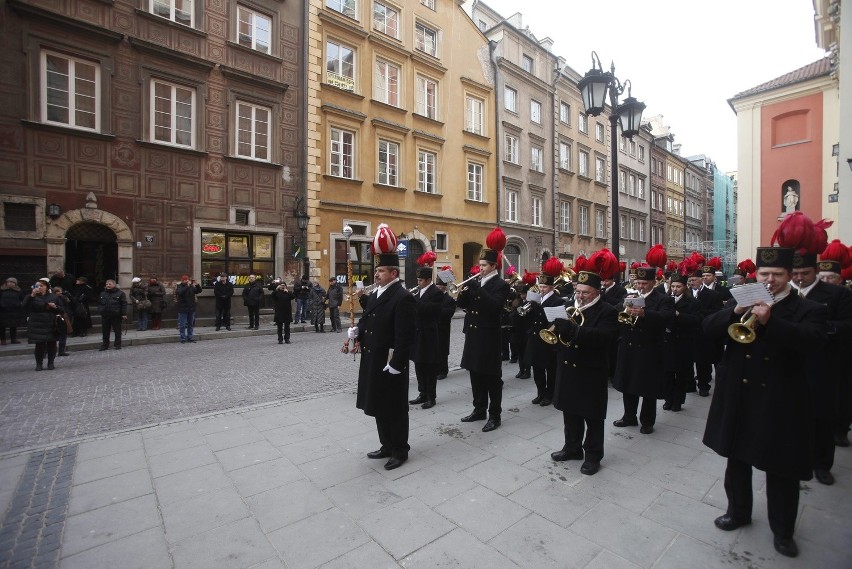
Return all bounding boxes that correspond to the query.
[0,322,467,454]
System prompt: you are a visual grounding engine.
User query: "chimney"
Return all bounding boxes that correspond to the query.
[539,37,554,52]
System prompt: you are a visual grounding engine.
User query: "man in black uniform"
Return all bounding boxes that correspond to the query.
[601,276,627,307]
[792,253,852,485]
[694,268,724,396]
[434,270,456,380]
[409,266,444,409]
[551,267,618,475]
[457,228,511,432]
[612,266,675,434]
[663,272,702,412]
[345,224,415,470]
[525,258,567,406]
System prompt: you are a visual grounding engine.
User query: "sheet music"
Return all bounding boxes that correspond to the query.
[623,296,645,309]
[544,306,568,321]
[729,282,773,307]
[526,291,542,304]
[437,269,455,283]
[355,281,365,290]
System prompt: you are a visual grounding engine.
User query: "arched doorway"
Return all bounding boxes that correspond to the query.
[404,239,425,288]
[65,222,118,295]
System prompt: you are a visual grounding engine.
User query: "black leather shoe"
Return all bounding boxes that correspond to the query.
[515,371,523,378]
[613,417,638,427]
[284,340,291,344]
[509,358,518,363]
[114,345,122,350]
[35,363,43,371]
[814,469,835,485]
[47,362,55,370]
[551,449,583,461]
[367,449,391,459]
[482,418,501,432]
[773,537,798,557]
[59,352,70,356]
[531,395,543,404]
[662,402,672,410]
[461,411,486,422]
[539,398,551,407]
[699,389,710,397]
[714,514,751,531]
[639,425,654,434]
[215,327,220,331]
[580,461,600,475]
[409,394,427,405]
[670,404,682,412]
[518,371,531,379]
[834,433,850,447]
[384,456,407,470]
[98,346,108,351]
[421,399,436,409]
[437,373,447,380]
[278,339,283,344]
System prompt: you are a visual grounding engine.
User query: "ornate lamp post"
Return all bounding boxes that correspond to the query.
[294,199,310,277]
[578,52,646,267]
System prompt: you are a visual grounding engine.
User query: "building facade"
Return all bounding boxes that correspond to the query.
[615,123,652,267]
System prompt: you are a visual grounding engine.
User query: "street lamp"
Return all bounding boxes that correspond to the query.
[342,224,355,349]
[294,198,310,277]
[577,51,646,265]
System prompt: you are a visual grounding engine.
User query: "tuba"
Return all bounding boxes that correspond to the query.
[539,306,584,345]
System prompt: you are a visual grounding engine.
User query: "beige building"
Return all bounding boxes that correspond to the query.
[306,0,497,286]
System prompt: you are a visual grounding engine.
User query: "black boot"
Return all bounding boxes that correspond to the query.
[47,359,55,370]
[320,324,325,333]
[35,359,43,372]
[315,324,320,333]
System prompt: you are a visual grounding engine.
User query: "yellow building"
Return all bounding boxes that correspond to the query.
[306,0,497,286]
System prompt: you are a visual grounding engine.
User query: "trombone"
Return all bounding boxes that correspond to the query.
[539,306,585,345]
[448,274,480,295]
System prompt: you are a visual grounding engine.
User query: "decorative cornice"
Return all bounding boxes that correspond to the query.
[128,37,215,71]
[220,65,288,92]
[411,51,447,75]
[320,103,367,123]
[318,10,369,39]
[9,0,124,43]
[371,117,410,134]
[367,34,411,61]
[460,76,493,92]
[411,130,445,145]
[462,144,492,157]
[528,133,546,143]
[502,121,522,133]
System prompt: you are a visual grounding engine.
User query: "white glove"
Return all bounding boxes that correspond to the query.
[382,364,401,375]
[347,326,359,339]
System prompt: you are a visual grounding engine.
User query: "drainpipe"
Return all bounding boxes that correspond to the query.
[301,0,310,277]
[489,40,501,232]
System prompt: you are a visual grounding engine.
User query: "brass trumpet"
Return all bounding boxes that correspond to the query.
[345,283,378,301]
[409,285,420,293]
[617,298,638,327]
[728,310,758,343]
[539,306,585,345]
[448,274,480,295]
[517,301,534,316]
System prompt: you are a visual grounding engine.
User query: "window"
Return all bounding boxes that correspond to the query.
[629,217,636,240]
[377,140,399,186]
[467,162,483,201]
[638,178,646,199]
[629,140,636,156]
[417,150,436,193]
[41,51,100,131]
[235,101,270,161]
[658,192,664,211]
[420,0,434,9]
[504,134,518,163]
[151,80,195,147]
[465,96,484,135]
[651,190,657,210]
[579,150,589,177]
[326,40,355,91]
[620,215,626,238]
[638,145,645,161]
[619,136,626,151]
[579,205,589,235]
[532,197,542,226]
[237,6,271,53]
[595,156,605,183]
[667,196,672,212]
[531,145,543,172]
[327,0,356,18]
[628,173,636,196]
[522,55,533,73]
[373,1,399,38]
[595,209,605,237]
[329,127,354,178]
[559,142,571,170]
[619,171,626,194]
[560,102,570,124]
[639,220,646,241]
[666,164,672,181]
[3,203,36,232]
[530,99,541,124]
[504,86,517,113]
[151,0,193,26]
[560,202,571,232]
[374,59,400,106]
[415,75,437,119]
[578,112,588,133]
[595,122,604,142]
[415,22,438,57]
[506,190,518,222]
[435,232,448,251]
[201,231,275,287]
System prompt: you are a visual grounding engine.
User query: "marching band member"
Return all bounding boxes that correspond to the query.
[525,257,568,407]
[663,266,702,412]
[550,250,619,475]
[409,253,444,410]
[434,267,456,380]
[457,228,511,432]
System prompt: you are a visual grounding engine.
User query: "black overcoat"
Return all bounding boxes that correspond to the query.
[269,287,294,324]
[524,293,566,366]
[553,300,618,419]
[702,293,827,480]
[803,281,852,414]
[355,282,416,417]
[0,285,26,328]
[412,284,443,363]
[601,283,627,307]
[612,287,675,398]
[437,292,456,359]
[23,292,61,343]
[665,294,702,373]
[457,274,510,375]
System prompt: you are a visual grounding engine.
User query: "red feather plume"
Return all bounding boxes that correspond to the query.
[665,260,678,272]
[707,256,722,270]
[646,244,667,269]
[574,255,588,273]
[821,240,851,268]
[469,265,480,275]
[842,265,852,281]
[506,264,518,277]
[630,261,641,270]
[522,270,539,286]
[678,258,698,276]
[619,261,626,273]
[485,227,507,252]
[416,251,437,267]
[542,257,565,278]
[587,249,620,280]
[737,259,756,274]
[771,212,834,255]
[656,268,665,280]
[689,251,706,267]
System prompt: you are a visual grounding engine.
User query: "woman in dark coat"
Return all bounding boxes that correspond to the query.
[1,276,26,345]
[129,278,149,331]
[309,281,327,332]
[146,277,166,330]
[268,280,294,344]
[23,279,62,371]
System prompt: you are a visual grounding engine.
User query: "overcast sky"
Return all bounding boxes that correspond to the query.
[480,0,828,172]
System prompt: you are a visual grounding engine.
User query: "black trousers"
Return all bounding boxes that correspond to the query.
[533,362,556,399]
[215,300,231,329]
[415,361,437,400]
[501,329,510,360]
[276,322,290,342]
[724,457,800,539]
[247,306,260,328]
[511,338,527,371]
[470,371,503,418]
[375,412,409,459]
[34,341,57,363]
[563,413,604,462]
[329,307,341,331]
[101,315,122,347]
[664,367,692,406]
[622,393,657,426]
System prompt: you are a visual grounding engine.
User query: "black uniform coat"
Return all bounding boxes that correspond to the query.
[355,281,416,417]
[695,286,724,317]
[553,300,619,419]
[437,292,455,359]
[612,287,675,398]
[665,293,702,373]
[412,284,443,364]
[803,281,852,413]
[601,283,627,307]
[524,292,567,366]
[269,286,294,324]
[457,274,510,376]
[702,293,827,480]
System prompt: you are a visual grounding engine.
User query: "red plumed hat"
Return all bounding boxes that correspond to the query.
[469,265,480,275]
[821,240,850,268]
[619,261,626,273]
[506,264,518,277]
[771,212,833,255]
[665,260,678,273]
[842,265,852,281]
[689,251,706,267]
[522,270,539,286]
[646,244,667,269]
[656,268,665,280]
[587,249,620,280]
[707,256,722,270]
[416,251,437,267]
[542,257,564,277]
[485,227,506,252]
[372,223,399,267]
[574,255,588,273]
[630,261,641,270]
[737,259,756,274]
[678,258,698,276]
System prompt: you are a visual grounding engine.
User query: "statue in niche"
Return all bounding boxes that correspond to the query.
[783,186,799,213]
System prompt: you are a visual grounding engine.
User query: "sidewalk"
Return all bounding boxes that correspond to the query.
[1,369,850,568]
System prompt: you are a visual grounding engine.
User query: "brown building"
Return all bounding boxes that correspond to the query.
[0,0,305,300]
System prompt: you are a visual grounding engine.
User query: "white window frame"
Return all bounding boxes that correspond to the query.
[579,205,589,235]
[467,162,484,201]
[150,79,196,148]
[579,150,589,177]
[530,99,542,124]
[630,217,636,240]
[531,145,543,172]
[373,1,400,38]
[465,95,484,135]
[522,54,533,73]
[595,209,605,238]
[559,101,570,125]
[41,51,100,132]
[504,134,519,164]
[638,178,646,199]
[595,122,604,143]
[237,5,272,53]
[420,0,434,9]
[595,156,605,183]
[377,139,399,186]
[560,201,571,232]
[578,112,588,134]
[532,197,542,226]
[629,139,637,156]
[326,40,356,92]
[559,141,571,170]
[506,190,518,222]
[374,59,400,106]
[235,101,271,162]
[504,86,517,113]
[327,0,357,19]
[329,127,355,179]
[638,145,645,161]
[417,149,437,193]
[415,75,437,119]
[639,219,646,241]
[415,21,438,57]
[435,231,448,251]
[619,170,627,194]
[620,215,626,238]
[151,0,193,27]
[629,173,637,196]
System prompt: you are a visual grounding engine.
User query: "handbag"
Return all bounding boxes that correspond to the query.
[56,314,73,334]
[140,294,152,310]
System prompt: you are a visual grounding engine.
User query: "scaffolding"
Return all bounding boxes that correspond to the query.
[667,239,738,275]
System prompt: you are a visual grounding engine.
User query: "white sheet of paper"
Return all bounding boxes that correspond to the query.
[437,269,455,284]
[730,282,773,307]
[355,281,365,290]
[544,306,568,321]
[526,291,542,303]
[624,296,645,309]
